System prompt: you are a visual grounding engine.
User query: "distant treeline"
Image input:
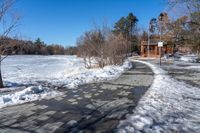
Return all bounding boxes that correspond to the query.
[0,37,78,55]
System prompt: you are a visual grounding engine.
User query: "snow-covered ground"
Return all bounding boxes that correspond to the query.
[118,60,200,133]
[2,55,131,89]
[185,65,200,71]
[170,61,200,72]
[174,53,200,63]
[0,55,132,108]
[0,86,61,108]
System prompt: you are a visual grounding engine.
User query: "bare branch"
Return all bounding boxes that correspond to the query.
[2,14,20,37]
[0,0,15,22]
[0,54,8,62]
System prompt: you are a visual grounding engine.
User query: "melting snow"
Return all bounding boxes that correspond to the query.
[118,60,200,133]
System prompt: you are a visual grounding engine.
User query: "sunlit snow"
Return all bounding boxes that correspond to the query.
[118,60,200,133]
[0,55,132,108]
[2,55,132,89]
[0,86,61,108]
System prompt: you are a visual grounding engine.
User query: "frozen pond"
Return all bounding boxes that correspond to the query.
[2,55,131,89]
[2,55,84,87]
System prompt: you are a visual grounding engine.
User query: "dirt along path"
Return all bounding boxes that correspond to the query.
[0,62,153,133]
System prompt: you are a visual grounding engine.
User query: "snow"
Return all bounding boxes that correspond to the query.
[118,60,200,133]
[0,86,61,108]
[180,55,198,62]
[185,65,200,71]
[161,58,200,72]
[175,53,199,63]
[67,120,77,126]
[0,55,132,108]
[2,55,132,89]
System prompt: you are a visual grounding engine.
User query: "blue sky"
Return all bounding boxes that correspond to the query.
[14,0,166,46]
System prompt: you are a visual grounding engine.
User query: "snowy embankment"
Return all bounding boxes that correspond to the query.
[118,60,200,133]
[0,55,132,108]
[0,86,61,108]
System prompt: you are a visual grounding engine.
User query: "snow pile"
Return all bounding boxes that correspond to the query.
[2,55,132,89]
[118,60,200,133]
[0,86,61,108]
[60,60,132,88]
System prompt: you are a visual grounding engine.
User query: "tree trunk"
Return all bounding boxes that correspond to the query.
[0,55,4,88]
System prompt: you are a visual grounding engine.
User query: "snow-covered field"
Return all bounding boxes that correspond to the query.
[118,60,200,133]
[0,55,132,108]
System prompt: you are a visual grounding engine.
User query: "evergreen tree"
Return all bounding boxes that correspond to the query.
[113,17,127,37]
[34,38,44,54]
[126,13,138,38]
[149,18,158,34]
[113,13,139,52]
[35,38,42,45]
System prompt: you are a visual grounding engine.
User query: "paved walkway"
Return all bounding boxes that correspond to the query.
[0,62,153,133]
[161,63,200,88]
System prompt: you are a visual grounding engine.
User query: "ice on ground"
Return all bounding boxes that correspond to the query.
[0,86,61,108]
[2,55,132,89]
[118,60,200,133]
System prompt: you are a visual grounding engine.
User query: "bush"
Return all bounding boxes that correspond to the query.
[77,27,131,68]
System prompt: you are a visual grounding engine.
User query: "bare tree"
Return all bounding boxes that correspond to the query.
[166,0,200,55]
[0,0,20,88]
[77,25,130,68]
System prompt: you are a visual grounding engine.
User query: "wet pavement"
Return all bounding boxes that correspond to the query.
[0,62,153,133]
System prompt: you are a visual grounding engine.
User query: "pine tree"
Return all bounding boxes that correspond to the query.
[113,13,139,52]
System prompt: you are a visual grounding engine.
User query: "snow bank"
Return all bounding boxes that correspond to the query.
[2,55,132,89]
[118,60,200,133]
[60,60,132,88]
[0,86,61,108]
